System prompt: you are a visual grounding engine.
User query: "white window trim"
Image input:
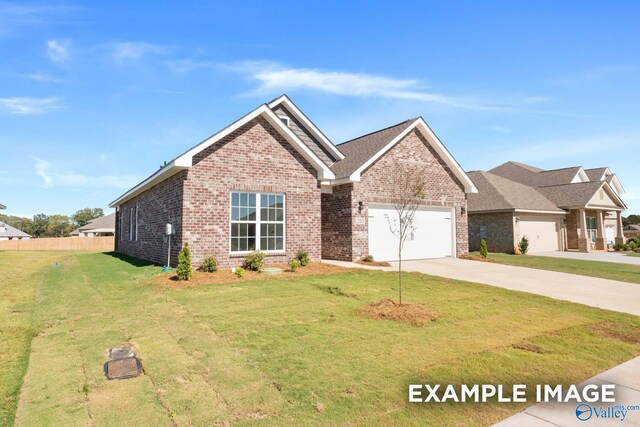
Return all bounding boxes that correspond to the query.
[119,210,124,241]
[129,208,134,241]
[277,115,290,127]
[229,191,286,254]
[135,205,139,241]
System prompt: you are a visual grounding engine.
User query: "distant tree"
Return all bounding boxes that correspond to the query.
[623,215,640,226]
[0,214,32,233]
[385,165,427,305]
[30,214,51,237]
[47,215,74,237]
[72,208,104,227]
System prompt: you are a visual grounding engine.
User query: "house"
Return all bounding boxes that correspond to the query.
[110,95,476,267]
[624,224,640,240]
[71,213,116,237]
[0,204,5,210]
[467,162,627,253]
[0,221,30,240]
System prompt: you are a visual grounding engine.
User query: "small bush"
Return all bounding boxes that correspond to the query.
[295,249,310,266]
[243,251,265,271]
[635,246,640,254]
[479,239,488,258]
[518,236,530,255]
[176,242,192,281]
[362,255,374,262]
[200,256,218,273]
[613,243,625,252]
[289,259,300,272]
[234,267,245,277]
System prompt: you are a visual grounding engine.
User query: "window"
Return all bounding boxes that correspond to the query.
[480,224,488,240]
[586,216,597,242]
[129,208,134,241]
[119,212,124,240]
[230,192,284,252]
[135,206,139,241]
[278,116,290,127]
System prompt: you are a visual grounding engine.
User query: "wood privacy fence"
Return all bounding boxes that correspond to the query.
[0,236,115,252]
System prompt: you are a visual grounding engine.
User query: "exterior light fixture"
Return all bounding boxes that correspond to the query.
[358,201,364,213]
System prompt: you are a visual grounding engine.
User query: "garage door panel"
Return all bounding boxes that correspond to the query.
[368,206,453,261]
[519,217,559,253]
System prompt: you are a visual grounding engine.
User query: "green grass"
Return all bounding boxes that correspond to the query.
[483,252,640,285]
[2,251,639,426]
[626,252,640,258]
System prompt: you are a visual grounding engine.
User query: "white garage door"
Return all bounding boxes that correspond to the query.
[368,206,454,261]
[518,217,559,253]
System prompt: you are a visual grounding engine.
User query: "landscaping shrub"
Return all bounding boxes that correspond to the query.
[289,259,300,272]
[242,251,265,271]
[295,249,310,266]
[234,267,245,277]
[200,256,218,273]
[362,255,374,262]
[613,243,625,252]
[176,242,192,281]
[518,236,530,255]
[479,239,488,258]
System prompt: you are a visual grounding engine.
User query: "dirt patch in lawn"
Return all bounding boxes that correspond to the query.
[357,298,438,325]
[512,342,544,354]
[459,254,497,263]
[151,262,351,288]
[588,322,640,345]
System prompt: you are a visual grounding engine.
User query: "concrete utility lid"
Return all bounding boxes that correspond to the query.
[108,346,134,360]
[261,267,283,275]
[104,357,142,380]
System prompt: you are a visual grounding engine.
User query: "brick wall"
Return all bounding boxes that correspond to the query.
[566,209,579,250]
[321,184,353,260]
[182,116,321,268]
[116,171,186,266]
[322,128,469,260]
[468,211,516,253]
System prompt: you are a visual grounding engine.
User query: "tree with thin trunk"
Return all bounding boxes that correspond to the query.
[385,165,427,305]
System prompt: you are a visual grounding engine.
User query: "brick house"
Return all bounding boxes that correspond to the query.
[110,96,477,268]
[467,162,627,254]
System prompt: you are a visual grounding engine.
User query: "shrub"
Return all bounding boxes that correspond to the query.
[479,239,488,259]
[613,243,625,252]
[630,241,638,251]
[176,242,192,281]
[200,256,218,273]
[288,259,300,272]
[242,251,266,271]
[234,267,245,277]
[362,255,374,262]
[518,236,530,255]
[295,249,310,266]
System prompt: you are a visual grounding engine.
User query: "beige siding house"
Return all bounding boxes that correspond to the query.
[468,162,626,253]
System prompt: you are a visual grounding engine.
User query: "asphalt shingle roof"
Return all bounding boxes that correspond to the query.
[0,222,30,238]
[330,119,417,179]
[536,181,606,208]
[79,213,116,232]
[585,167,608,181]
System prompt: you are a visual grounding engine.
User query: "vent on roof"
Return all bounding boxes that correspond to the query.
[277,116,290,127]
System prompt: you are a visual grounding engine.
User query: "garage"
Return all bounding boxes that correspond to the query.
[367,205,454,261]
[518,216,560,252]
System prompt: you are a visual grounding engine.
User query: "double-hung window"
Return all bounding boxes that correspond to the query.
[230,192,284,253]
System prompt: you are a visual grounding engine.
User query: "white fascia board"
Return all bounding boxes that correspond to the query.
[347,118,478,194]
[571,167,589,183]
[599,181,628,210]
[268,95,345,161]
[609,174,626,195]
[514,209,567,215]
[109,160,188,207]
[600,167,612,181]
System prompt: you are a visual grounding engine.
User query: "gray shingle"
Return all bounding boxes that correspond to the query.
[79,213,116,232]
[536,181,606,208]
[585,167,608,181]
[330,119,417,179]
[0,221,30,238]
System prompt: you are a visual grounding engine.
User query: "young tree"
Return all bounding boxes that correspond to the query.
[176,242,192,281]
[385,165,427,305]
[72,208,104,227]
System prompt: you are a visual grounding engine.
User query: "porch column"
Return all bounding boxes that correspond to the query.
[578,209,590,252]
[615,211,625,245]
[595,210,606,250]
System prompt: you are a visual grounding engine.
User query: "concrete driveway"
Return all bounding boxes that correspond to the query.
[536,250,640,266]
[386,258,640,316]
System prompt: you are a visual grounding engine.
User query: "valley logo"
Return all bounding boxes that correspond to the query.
[575,403,640,422]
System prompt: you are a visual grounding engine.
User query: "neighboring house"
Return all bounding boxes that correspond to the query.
[0,221,30,240]
[624,224,640,240]
[467,162,627,253]
[0,204,5,210]
[71,213,116,237]
[110,95,476,267]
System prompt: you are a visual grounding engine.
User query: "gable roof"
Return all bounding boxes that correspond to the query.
[490,162,589,187]
[331,119,416,179]
[536,180,626,209]
[467,171,564,213]
[0,221,30,238]
[110,101,336,207]
[79,213,116,232]
[330,117,478,193]
[625,224,640,231]
[585,167,609,181]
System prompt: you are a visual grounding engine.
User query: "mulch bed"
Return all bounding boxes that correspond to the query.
[459,254,497,263]
[151,262,351,288]
[357,298,439,326]
[356,260,391,267]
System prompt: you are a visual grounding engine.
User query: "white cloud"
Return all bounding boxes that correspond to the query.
[487,125,512,134]
[46,39,70,63]
[219,61,554,112]
[109,42,170,63]
[32,157,139,189]
[26,73,62,83]
[0,97,61,114]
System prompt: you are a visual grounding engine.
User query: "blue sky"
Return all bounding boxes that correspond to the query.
[1,1,639,217]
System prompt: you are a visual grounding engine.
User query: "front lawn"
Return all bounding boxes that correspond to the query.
[483,252,640,285]
[2,251,639,426]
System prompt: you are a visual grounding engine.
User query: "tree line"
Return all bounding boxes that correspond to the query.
[0,208,105,238]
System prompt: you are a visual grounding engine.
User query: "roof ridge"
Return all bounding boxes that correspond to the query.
[539,166,581,173]
[537,181,601,188]
[336,118,417,147]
